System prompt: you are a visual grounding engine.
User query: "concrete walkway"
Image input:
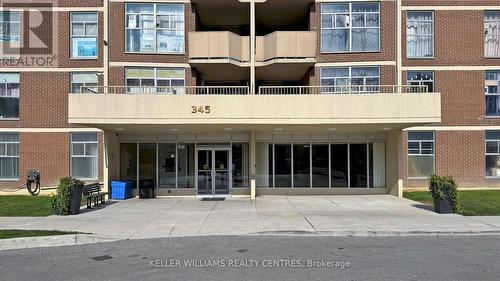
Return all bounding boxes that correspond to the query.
[1,195,500,242]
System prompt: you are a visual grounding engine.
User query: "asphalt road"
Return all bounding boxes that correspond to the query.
[0,235,499,281]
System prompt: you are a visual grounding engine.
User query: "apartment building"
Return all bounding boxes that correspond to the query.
[0,0,498,198]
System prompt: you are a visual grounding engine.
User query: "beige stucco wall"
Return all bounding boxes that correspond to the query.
[69,93,441,126]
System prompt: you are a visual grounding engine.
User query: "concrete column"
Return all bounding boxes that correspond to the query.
[250,130,256,199]
[386,130,403,197]
[250,1,256,95]
[103,131,120,194]
[103,0,109,88]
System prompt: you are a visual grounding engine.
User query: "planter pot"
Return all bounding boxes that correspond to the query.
[433,198,452,214]
[69,185,83,215]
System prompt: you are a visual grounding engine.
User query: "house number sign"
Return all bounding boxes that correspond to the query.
[191,106,211,114]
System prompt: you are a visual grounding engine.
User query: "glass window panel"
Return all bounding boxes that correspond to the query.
[72,13,97,22]
[72,23,85,35]
[0,144,5,155]
[366,13,379,27]
[120,143,138,188]
[352,14,365,27]
[157,4,184,14]
[369,142,385,188]
[156,16,171,28]
[158,143,176,188]
[126,68,155,78]
[0,96,19,118]
[350,143,367,188]
[274,144,291,188]
[126,4,154,13]
[293,144,310,188]
[323,4,349,13]
[72,143,85,156]
[331,144,348,187]
[352,28,379,51]
[72,133,98,142]
[408,155,434,178]
[72,37,97,58]
[322,14,333,28]
[0,133,18,142]
[408,131,434,141]
[6,143,18,156]
[335,14,350,28]
[256,143,271,187]
[85,143,98,156]
[157,69,184,79]
[312,144,329,188]
[177,143,195,188]
[0,157,19,179]
[0,73,19,83]
[232,143,249,188]
[71,157,98,179]
[85,23,98,36]
[71,73,98,83]
[171,80,185,87]
[486,155,500,177]
[486,141,499,154]
[486,96,500,116]
[486,131,500,140]
[139,143,157,189]
[408,142,420,151]
[407,12,434,58]
[352,3,379,13]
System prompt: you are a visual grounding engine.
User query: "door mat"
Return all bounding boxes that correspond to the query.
[201,197,225,201]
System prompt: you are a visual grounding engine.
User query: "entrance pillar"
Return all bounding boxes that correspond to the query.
[250,130,256,199]
[386,130,403,197]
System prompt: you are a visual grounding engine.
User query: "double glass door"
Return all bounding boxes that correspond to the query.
[197,148,230,195]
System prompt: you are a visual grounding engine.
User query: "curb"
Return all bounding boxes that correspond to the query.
[255,230,500,237]
[0,234,120,251]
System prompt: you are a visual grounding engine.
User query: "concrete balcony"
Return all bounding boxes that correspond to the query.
[188,31,250,64]
[256,31,316,64]
[68,86,441,130]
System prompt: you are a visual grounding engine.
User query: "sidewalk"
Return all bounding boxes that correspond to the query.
[1,195,500,250]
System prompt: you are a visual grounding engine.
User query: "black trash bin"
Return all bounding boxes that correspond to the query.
[69,184,83,215]
[139,179,155,199]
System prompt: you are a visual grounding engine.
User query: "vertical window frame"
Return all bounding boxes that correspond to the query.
[125,67,185,94]
[406,71,435,92]
[485,11,500,58]
[485,71,500,117]
[320,66,381,94]
[0,73,20,119]
[0,11,21,44]
[70,72,99,94]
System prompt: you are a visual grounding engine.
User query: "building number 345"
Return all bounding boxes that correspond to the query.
[191,106,211,114]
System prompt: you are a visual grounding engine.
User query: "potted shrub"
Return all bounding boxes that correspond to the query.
[51,177,84,215]
[428,175,459,214]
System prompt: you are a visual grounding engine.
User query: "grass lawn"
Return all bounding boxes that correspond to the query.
[404,190,500,216]
[0,196,53,217]
[0,229,80,240]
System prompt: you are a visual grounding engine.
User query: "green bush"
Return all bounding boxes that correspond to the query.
[50,177,84,215]
[428,175,459,213]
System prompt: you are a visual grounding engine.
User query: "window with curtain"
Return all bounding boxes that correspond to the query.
[71,133,98,180]
[407,71,434,92]
[0,73,19,119]
[126,3,184,53]
[71,12,98,59]
[320,66,380,93]
[321,2,380,53]
[485,11,500,57]
[71,72,98,93]
[125,67,185,94]
[0,133,19,180]
[406,11,434,58]
[0,12,20,43]
[486,71,500,116]
[407,131,434,178]
[486,131,500,177]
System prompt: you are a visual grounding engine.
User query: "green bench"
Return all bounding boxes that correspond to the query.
[82,183,108,208]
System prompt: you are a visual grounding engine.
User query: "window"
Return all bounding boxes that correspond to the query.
[486,131,500,177]
[71,73,98,93]
[71,133,98,180]
[126,3,184,53]
[0,73,19,119]
[321,3,380,53]
[125,67,185,94]
[407,131,434,178]
[320,66,380,93]
[0,133,19,180]
[407,71,434,92]
[71,12,98,59]
[486,71,500,116]
[485,11,500,57]
[407,11,434,58]
[0,12,20,43]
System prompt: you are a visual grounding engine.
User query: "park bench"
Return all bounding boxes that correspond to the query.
[82,183,108,208]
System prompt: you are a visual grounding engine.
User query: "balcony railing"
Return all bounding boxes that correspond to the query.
[257,85,429,95]
[78,86,250,95]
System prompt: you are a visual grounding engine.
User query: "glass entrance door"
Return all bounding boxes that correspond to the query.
[197,148,230,195]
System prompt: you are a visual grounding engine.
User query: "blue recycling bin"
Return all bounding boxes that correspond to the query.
[111,181,132,200]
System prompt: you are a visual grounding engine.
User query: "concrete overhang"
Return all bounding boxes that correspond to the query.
[69,93,442,130]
